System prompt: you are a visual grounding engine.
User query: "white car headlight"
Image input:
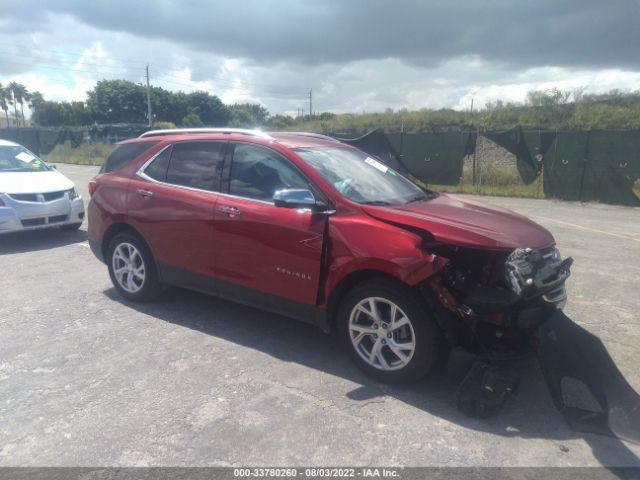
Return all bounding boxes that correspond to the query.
[67,188,79,200]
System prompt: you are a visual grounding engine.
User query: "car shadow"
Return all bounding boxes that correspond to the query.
[104,286,640,470]
[0,228,87,254]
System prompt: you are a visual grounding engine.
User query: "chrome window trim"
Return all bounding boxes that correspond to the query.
[137,144,172,178]
[136,145,273,206]
[135,141,335,211]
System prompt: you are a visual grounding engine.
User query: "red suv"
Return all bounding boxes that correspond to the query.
[88,128,572,384]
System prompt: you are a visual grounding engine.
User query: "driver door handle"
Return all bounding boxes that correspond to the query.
[137,188,154,198]
[218,205,241,217]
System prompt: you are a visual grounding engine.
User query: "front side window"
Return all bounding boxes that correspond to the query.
[294,147,429,205]
[166,141,225,191]
[0,146,50,172]
[229,143,309,202]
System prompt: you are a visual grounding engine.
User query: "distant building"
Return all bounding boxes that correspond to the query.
[0,114,23,128]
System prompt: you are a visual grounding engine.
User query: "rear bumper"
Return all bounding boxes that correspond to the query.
[0,195,85,234]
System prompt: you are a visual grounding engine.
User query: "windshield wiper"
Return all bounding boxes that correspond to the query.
[362,200,392,206]
[406,190,438,203]
[405,194,428,203]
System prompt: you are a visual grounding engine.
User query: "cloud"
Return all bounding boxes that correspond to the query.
[0,1,639,115]
[5,0,640,70]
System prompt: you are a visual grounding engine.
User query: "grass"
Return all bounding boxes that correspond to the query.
[428,164,545,198]
[43,142,111,166]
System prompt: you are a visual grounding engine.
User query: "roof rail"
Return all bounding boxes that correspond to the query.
[139,128,273,139]
[271,131,341,142]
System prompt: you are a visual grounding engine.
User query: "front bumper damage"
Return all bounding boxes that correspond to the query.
[428,246,640,444]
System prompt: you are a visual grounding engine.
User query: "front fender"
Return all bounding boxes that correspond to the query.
[323,214,448,302]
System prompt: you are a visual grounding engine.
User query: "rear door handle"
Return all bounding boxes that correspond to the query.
[217,205,241,217]
[137,188,154,198]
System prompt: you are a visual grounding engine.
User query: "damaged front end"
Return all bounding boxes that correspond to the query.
[422,243,640,444]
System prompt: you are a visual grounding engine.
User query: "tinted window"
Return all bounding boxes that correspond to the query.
[143,146,171,182]
[230,144,309,201]
[166,141,225,191]
[101,141,159,173]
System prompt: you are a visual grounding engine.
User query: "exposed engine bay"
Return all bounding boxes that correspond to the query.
[422,243,640,444]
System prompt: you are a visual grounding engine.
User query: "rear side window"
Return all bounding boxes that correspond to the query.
[166,141,225,192]
[101,141,159,173]
[143,146,172,182]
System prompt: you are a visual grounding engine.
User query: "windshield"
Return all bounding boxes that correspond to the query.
[0,146,50,172]
[294,146,432,205]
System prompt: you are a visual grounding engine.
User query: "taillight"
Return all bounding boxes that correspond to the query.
[88,180,98,197]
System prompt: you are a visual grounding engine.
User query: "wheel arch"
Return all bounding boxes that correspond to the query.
[102,223,154,265]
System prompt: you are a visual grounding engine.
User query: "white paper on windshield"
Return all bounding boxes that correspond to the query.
[15,151,36,163]
[365,157,388,173]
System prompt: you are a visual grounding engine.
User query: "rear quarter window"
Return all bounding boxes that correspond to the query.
[100,141,160,173]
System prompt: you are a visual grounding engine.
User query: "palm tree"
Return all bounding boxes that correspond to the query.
[0,84,10,127]
[20,90,31,127]
[8,82,28,127]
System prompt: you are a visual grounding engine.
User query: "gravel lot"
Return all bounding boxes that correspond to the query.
[1,164,639,467]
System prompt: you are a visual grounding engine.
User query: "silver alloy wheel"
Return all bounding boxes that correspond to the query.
[348,296,416,371]
[112,242,145,293]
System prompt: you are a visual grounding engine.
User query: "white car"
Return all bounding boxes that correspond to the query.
[0,139,85,234]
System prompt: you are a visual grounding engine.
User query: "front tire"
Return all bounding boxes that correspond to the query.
[337,278,445,383]
[107,232,160,302]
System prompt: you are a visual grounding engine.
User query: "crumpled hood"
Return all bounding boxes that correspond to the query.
[362,193,555,250]
[0,171,75,194]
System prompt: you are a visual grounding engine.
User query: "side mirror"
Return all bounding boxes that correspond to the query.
[273,189,317,209]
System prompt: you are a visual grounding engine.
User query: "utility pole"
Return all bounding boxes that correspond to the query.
[145,64,152,127]
[470,98,476,187]
[308,89,312,121]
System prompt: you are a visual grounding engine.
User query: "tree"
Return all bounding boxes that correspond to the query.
[86,79,147,124]
[150,86,188,125]
[6,81,22,126]
[28,91,45,111]
[0,83,10,127]
[228,103,270,127]
[8,83,30,126]
[181,112,204,127]
[268,114,295,129]
[30,100,66,126]
[525,88,571,107]
[187,91,229,126]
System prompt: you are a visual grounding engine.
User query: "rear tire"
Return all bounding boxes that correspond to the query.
[107,232,160,302]
[337,278,445,384]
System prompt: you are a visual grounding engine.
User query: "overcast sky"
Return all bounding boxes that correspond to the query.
[1,0,640,116]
